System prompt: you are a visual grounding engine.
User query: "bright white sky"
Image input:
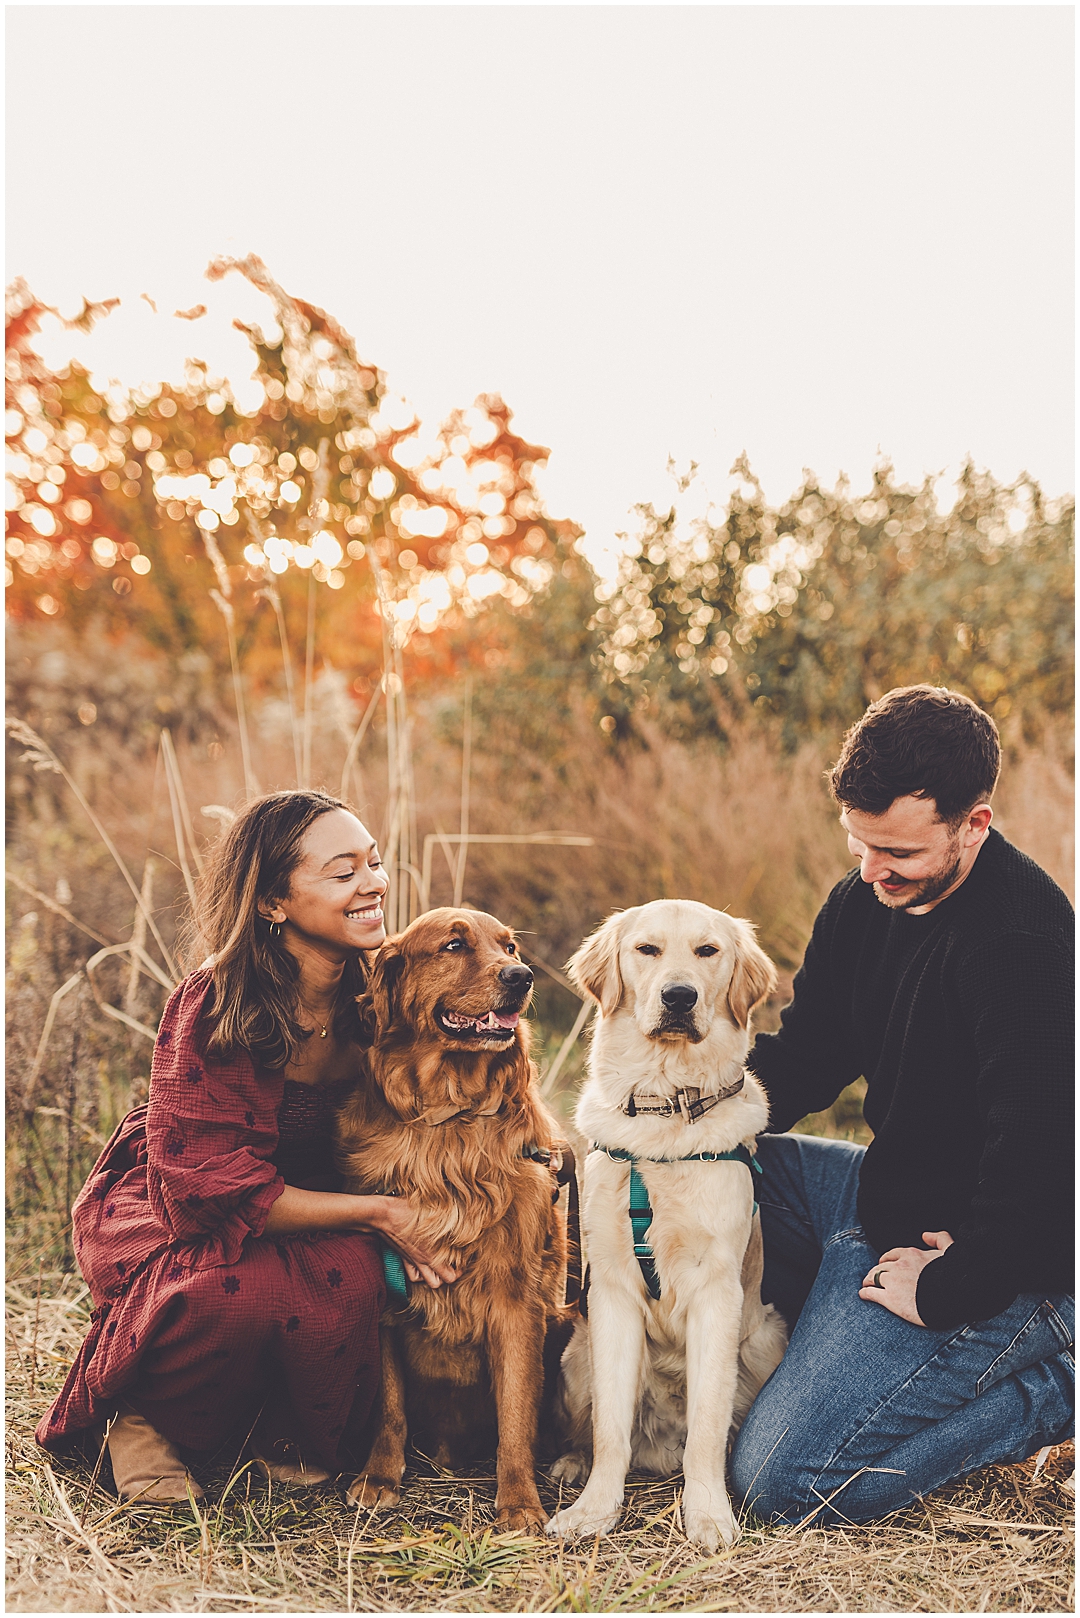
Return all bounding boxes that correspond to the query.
[7,5,1074,576]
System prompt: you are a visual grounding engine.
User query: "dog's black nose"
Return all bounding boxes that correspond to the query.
[661,981,698,1012]
[499,963,533,991]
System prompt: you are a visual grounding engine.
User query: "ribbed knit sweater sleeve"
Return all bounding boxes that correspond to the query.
[746,881,864,1132]
[914,927,1074,1329]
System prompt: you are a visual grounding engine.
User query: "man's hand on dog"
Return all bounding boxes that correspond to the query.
[361,1195,460,1288]
[859,1231,954,1326]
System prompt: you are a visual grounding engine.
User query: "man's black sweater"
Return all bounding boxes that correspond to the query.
[747,829,1073,1330]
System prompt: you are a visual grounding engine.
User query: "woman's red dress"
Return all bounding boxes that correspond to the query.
[36,971,384,1472]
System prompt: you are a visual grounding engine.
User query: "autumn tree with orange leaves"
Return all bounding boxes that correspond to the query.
[4,258,584,695]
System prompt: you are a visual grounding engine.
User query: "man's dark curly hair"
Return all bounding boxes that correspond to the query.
[829,685,1001,826]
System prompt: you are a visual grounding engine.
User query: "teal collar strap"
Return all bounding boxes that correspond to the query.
[594,1143,762,1171]
[589,1142,763,1302]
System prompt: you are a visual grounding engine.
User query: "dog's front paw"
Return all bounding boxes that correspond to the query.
[545,1496,622,1540]
[496,1499,547,1535]
[548,1450,589,1486]
[682,1486,738,1551]
[345,1473,401,1509]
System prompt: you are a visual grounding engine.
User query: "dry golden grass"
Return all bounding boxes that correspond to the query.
[6,1276,1073,1614]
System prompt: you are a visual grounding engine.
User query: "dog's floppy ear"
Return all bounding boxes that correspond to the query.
[566,911,626,1015]
[726,920,777,1030]
[368,939,406,1033]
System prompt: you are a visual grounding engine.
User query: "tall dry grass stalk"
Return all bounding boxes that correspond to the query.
[454,675,473,907]
[122,856,154,1017]
[249,506,304,785]
[367,545,422,934]
[160,730,199,911]
[7,869,113,950]
[339,683,383,804]
[200,527,256,799]
[300,439,332,789]
[302,567,318,788]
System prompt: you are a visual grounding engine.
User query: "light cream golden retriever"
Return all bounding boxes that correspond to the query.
[546,899,788,1551]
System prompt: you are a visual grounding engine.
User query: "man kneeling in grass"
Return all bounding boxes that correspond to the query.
[732,684,1073,1525]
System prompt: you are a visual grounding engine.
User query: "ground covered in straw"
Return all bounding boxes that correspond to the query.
[6,1274,1073,1614]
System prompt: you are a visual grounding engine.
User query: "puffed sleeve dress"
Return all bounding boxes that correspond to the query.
[36,971,385,1472]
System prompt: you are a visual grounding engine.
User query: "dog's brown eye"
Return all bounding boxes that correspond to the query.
[505,942,516,954]
[635,943,660,956]
[441,938,465,952]
[695,945,719,957]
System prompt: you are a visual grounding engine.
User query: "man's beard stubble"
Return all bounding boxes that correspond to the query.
[873,841,963,912]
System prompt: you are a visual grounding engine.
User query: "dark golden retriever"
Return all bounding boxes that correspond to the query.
[336,907,571,1532]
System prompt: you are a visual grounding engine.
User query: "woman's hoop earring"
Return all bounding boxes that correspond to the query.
[268,920,282,939]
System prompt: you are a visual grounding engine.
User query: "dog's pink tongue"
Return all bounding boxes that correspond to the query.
[468,1009,519,1031]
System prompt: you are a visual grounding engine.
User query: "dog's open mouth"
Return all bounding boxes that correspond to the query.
[436,1006,521,1041]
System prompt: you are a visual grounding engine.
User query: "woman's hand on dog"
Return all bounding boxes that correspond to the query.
[359,1194,460,1288]
[859,1230,954,1325]
[263,1186,458,1287]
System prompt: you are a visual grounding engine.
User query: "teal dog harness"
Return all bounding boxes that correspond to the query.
[590,1142,763,1302]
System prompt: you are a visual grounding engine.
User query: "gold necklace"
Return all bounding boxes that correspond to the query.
[298,996,333,1039]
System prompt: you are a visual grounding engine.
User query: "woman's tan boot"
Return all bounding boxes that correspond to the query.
[107,1402,205,1503]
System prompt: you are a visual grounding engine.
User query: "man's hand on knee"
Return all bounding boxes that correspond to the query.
[859,1232,954,1326]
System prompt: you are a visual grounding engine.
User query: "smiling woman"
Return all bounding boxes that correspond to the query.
[35,789,456,1502]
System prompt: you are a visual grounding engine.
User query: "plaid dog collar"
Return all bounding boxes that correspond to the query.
[619,1073,746,1122]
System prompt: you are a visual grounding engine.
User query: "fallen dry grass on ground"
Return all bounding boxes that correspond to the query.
[6,1277,1073,1614]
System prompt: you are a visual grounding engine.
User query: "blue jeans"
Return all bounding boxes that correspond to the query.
[729,1134,1074,1526]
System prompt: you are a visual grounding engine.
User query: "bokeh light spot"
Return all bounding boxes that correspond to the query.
[311,531,343,567]
[368,467,396,502]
